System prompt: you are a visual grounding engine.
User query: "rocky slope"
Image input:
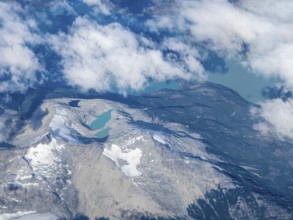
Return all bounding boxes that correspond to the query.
[0,83,292,219]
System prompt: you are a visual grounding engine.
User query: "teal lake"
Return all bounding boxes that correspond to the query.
[90,109,112,139]
[95,127,111,139]
[91,109,112,130]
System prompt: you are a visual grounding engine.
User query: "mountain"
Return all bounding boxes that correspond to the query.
[0,83,292,219]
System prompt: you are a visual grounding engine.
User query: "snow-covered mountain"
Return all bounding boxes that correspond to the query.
[0,83,292,219]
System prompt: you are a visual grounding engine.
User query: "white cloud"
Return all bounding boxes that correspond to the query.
[163,38,206,80]
[149,0,293,87]
[49,17,204,94]
[50,0,77,17]
[82,0,113,15]
[146,0,293,140]
[251,99,293,140]
[238,0,293,23]
[146,16,175,33]
[0,2,41,93]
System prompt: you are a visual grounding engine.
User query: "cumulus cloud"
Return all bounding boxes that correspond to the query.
[49,16,204,94]
[82,0,113,15]
[193,0,293,84]
[251,99,293,140]
[238,0,293,23]
[146,16,175,33]
[50,0,77,17]
[148,0,293,87]
[0,2,41,93]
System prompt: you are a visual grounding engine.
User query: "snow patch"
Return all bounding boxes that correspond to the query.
[153,134,167,145]
[12,213,59,220]
[0,211,35,220]
[49,108,75,142]
[103,144,142,177]
[26,138,64,176]
[20,182,39,187]
[126,135,144,145]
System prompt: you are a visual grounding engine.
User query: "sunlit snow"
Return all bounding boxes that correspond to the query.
[153,134,167,145]
[103,144,142,177]
[49,108,75,142]
[26,138,64,175]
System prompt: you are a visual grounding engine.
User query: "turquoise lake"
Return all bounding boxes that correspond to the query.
[90,109,112,130]
[90,109,112,139]
[95,127,111,139]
